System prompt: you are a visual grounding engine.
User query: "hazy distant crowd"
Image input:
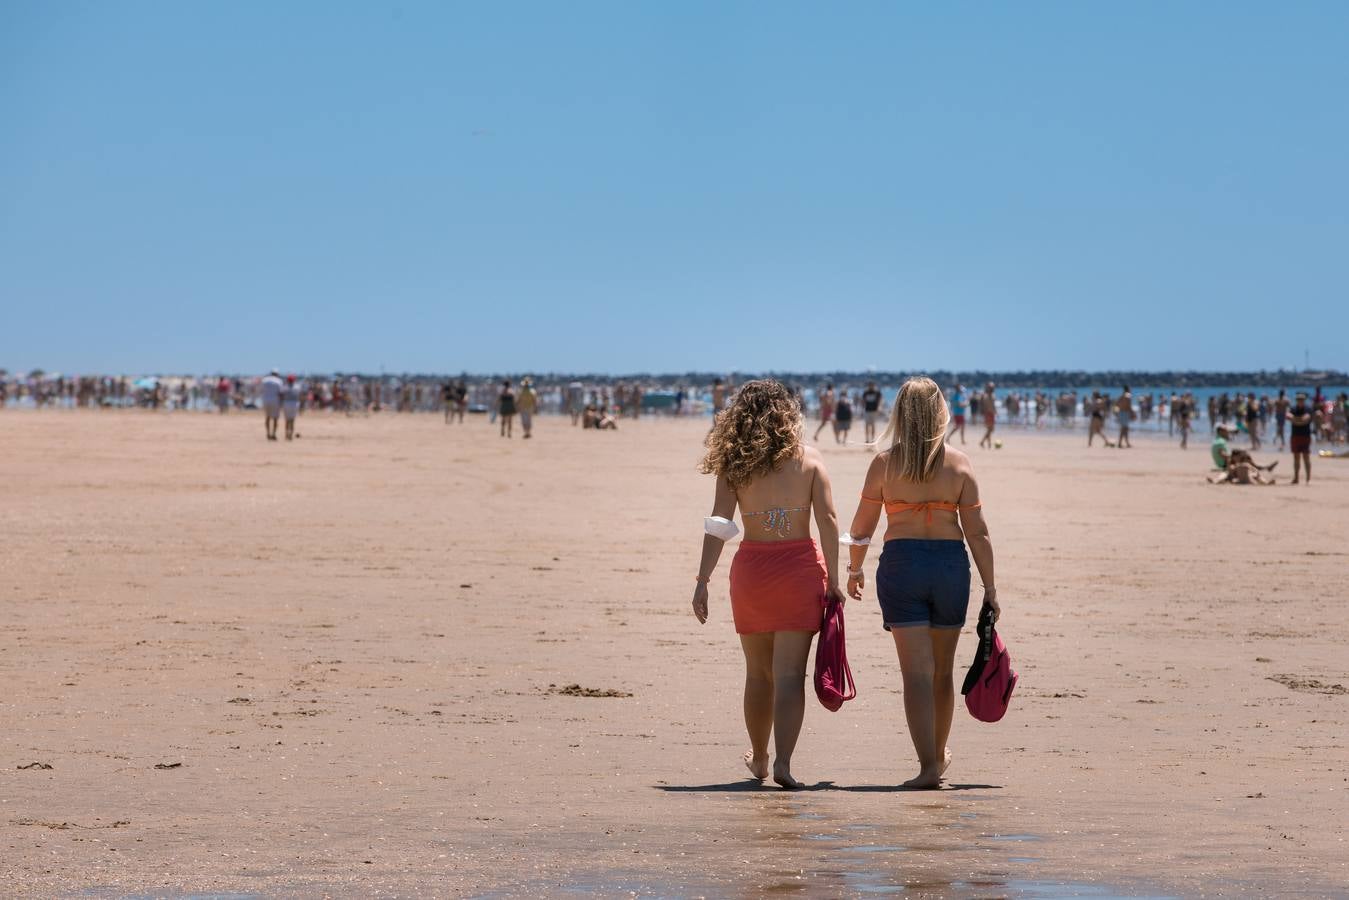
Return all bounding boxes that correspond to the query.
[3,372,1346,450]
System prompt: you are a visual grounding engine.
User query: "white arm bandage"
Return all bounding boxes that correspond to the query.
[703,516,740,541]
[839,533,871,546]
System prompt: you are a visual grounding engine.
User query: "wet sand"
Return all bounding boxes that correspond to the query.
[2,411,1347,897]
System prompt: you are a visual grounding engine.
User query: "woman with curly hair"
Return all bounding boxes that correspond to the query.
[692,380,847,789]
[843,376,1000,789]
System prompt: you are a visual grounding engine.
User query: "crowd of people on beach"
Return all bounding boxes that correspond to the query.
[4,372,1346,462]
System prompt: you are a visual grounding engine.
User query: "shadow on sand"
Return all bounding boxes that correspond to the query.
[654,780,1002,793]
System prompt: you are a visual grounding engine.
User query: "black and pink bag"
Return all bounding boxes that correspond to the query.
[962,603,1017,723]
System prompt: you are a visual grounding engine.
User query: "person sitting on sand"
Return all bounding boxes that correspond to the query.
[692,380,847,790]
[583,404,618,430]
[844,377,1000,790]
[1208,456,1277,485]
[1211,425,1276,474]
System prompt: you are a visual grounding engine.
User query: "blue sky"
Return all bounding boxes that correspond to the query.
[2,2,1346,375]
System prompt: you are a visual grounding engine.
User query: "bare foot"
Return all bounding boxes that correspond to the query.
[773,761,804,790]
[901,768,943,790]
[744,751,768,781]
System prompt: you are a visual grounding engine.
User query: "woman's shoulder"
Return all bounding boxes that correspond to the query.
[943,445,974,474]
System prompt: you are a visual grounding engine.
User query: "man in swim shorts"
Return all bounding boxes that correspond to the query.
[1115,386,1134,448]
[1273,389,1289,448]
[1288,392,1314,484]
[260,369,283,441]
[281,374,301,440]
[862,381,883,443]
[947,384,967,445]
[978,382,997,449]
[812,383,835,442]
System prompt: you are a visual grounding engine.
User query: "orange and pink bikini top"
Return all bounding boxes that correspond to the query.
[859,494,981,525]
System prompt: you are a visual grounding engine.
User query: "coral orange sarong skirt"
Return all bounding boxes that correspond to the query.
[729,538,827,635]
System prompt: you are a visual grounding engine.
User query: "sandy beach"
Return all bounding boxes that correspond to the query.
[2,410,1346,897]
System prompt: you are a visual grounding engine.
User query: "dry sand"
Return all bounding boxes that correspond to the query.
[2,410,1347,897]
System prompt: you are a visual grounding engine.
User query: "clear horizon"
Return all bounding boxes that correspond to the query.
[4,3,1347,375]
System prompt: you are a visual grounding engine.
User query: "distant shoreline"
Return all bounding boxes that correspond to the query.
[4,369,1344,389]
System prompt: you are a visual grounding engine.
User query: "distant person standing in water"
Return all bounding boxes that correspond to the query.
[977,383,997,449]
[1177,393,1193,449]
[813,384,836,442]
[260,369,284,441]
[518,377,538,439]
[498,380,517,438]
[1245,392,1262,450]
[862,381,883,443]
[281,374,301,440]
[692,380,846,789]
[1115,386,1134,448]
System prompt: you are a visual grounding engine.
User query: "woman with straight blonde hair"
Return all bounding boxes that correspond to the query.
[692,380,847,789]
[843,376,1000,789]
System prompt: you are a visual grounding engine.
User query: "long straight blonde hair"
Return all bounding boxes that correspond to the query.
[877,376,950,483]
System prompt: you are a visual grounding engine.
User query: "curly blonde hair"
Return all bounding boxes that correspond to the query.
[699,380,803,488]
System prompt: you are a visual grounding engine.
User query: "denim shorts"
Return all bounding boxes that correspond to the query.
[876,539,971,630]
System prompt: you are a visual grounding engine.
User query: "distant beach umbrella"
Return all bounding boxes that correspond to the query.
[133,376,159,389]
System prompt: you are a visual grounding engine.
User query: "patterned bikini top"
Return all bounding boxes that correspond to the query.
[741,505,808,537]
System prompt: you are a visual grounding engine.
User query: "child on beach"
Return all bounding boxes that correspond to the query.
[844,377,998,789]
[692,380,846,789]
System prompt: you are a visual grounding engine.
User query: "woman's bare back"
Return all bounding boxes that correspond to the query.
[871,446,975,542]
[735,447,823,541]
